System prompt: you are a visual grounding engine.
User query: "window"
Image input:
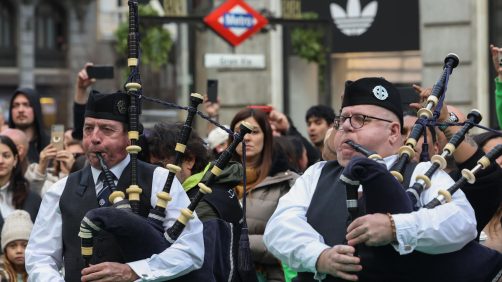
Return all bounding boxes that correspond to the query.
[0,1,16,66]
[35,1,67,68]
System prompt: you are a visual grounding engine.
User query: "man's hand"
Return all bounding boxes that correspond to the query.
[81,262,139,282]
[268,109,290,136]
[75,62,95,104]
[77,63,95,89]
[55,150,76,174]
[316,245,361,281]
[346,213,393,247]
[203,95,220,118]
[411,84,448,121]
[38,144,58,175]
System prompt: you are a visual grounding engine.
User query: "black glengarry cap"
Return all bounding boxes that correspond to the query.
[342,77,403,127]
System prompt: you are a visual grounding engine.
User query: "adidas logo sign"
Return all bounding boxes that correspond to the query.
[330,0,378,36]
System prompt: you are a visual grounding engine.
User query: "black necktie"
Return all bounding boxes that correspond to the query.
[97,172,115,207]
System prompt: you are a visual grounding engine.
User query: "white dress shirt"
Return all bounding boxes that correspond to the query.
[0,181,14,218]
[25,155,204,281]
[263,155,477,274]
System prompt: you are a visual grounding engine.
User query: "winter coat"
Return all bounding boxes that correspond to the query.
[246,170,299,282]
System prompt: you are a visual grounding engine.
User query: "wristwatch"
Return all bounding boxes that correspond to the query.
[439,112,459,131]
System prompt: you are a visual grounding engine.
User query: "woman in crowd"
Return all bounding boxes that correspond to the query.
[0,210,33,281]
[230,108,299,282]
[0,135,40,234]
[24,139,84,196]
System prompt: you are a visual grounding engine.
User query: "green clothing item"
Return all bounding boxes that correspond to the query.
[182,161,243,221]
[182,165,210,192]
[495,77,502,129]
[182,161,243,192]
[281,262,298,282]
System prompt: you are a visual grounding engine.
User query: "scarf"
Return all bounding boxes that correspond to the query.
[235,167,259,199]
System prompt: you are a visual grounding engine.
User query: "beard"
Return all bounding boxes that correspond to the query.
[14,121,34,130]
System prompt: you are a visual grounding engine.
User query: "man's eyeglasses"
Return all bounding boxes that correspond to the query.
[333,114,393,130]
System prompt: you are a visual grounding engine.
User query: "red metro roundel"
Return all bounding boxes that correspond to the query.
[204,0,269,47]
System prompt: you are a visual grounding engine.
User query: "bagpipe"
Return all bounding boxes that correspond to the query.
[78,1,257,281]
[389,54,459,198]
[338,54,502,281]
[341,141,502,281]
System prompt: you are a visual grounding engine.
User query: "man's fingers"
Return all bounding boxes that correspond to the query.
[347,235,367,246]
[78,71,87,81]
[268,110,278,121]
[412,84,422,93]
[332,245,357,256]
[409,102,421,111]
[346,222,368,245]
[326,250,362,281]
[331,248,359,264]
[346,216,365,233]
[81,263,111,282]
[335,261,362,272]
[82,263,102,275]
[335,271,359,281]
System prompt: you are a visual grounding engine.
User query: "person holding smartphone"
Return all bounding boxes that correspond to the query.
[490,44,502,129]
[24,136,84,196]
[72,62,97,141]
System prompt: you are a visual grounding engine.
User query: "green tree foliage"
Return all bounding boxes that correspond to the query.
[290,12,328,93]
[115,4,173,70]
[290,12,326,67]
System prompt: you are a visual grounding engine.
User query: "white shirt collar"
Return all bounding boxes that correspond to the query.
[0,181,10,192]
[91,154,130,185]
[383,154,398,169]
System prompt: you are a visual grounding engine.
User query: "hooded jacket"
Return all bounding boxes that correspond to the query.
[8,88,50,163]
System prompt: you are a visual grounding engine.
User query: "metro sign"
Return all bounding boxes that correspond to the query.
[204,0,269,47]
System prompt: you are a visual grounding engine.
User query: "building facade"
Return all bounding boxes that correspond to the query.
[1,0,501,135]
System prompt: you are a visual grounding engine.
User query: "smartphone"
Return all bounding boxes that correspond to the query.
[86,65,114,79]
[51,124,65,151]
[207,79,218,102]
[247,105,274,114]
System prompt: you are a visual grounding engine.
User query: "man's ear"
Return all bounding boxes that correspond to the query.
[16,145,25,160]
[184,156,196,171]
[388,122,402,146]
[433,141,440,155]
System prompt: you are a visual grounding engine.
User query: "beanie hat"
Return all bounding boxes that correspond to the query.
[207,126,229,150]
[1,210,33,250]
[85,90,130,124]
[342,77,403,127]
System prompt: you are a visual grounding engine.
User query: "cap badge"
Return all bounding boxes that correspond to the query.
[116,99,127,114]
[373,85,388,100]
